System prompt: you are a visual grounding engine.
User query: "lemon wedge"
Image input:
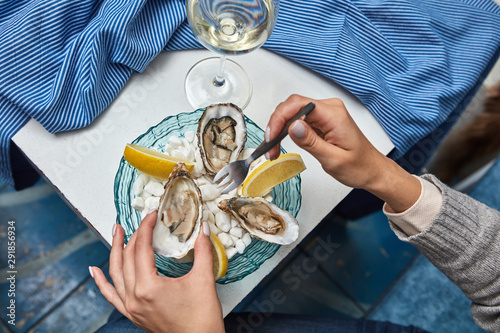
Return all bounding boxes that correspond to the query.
[210,232,228,281]
[123,143,194,180]
[242,153,306,197]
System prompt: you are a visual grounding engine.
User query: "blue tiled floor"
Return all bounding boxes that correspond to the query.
[237,251,365,319]
[0,178,113,333]
[30,264,114,332]
[301,211,417,308]
[468,158,500,208]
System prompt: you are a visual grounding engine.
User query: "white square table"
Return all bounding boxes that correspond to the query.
[12,48,394,316]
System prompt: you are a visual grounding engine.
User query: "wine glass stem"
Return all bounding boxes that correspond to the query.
[213,55,226,87]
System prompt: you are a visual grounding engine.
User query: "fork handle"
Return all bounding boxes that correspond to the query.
[247,102,316,166]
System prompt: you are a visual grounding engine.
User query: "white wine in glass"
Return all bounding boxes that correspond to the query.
[185,0,278,109]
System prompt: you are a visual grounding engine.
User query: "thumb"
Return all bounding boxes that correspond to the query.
[289,120,339,163]
[192,222,214,277]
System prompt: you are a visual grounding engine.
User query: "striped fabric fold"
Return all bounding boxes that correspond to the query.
[1,0,499,186]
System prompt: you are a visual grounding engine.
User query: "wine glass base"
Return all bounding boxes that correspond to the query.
[185,57,252,110]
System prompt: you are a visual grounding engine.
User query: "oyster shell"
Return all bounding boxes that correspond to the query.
[152,162,202,258]
[197,103,247,177]
[218,197,299,245]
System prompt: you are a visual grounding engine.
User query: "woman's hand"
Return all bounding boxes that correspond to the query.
[266,94,421,213]
[267,95,387,189]
[90,213,225,333]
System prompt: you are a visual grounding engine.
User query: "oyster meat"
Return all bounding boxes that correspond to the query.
[218,197,299,245]
[153,162,202,258]
[197,103,247,177]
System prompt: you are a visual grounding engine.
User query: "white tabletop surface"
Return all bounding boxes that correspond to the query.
[13,48,394,316]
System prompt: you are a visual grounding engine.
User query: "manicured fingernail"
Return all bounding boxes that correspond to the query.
[203,222,210,236]
[265,126,270,142]
[290,121,306,138]
[112,224,117,237]
[265,152,271,160]
[89,266,94,278]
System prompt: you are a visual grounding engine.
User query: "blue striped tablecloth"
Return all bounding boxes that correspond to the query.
[1,0,499,186]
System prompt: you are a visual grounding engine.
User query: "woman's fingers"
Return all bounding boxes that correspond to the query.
[266,95,325,159]
[109,223,126,299]
[289,119,343,167]
[266,95,311,159]
[122,222,139,298]
[90,266,129,316]
[134,211,160,284]
[191,223,215,281]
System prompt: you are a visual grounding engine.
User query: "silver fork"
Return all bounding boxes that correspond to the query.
[213,102,316,193]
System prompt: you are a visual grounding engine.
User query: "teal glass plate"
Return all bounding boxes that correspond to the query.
[114,108,302,284]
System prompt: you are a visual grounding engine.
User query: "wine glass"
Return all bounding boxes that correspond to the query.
[185,0,279,109]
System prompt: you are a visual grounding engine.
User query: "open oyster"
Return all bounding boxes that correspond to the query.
[152,162,202,258]
[197,103,247,177]
[218,197,299,245]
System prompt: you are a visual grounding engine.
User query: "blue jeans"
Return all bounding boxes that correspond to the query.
[97,310,428,333]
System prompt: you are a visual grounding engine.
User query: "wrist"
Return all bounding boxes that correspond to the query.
[362,154,397,195]
[364,157,421,213]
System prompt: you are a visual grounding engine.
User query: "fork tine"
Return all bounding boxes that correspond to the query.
[217,174,233,188]
[213,164,231,183]
[221,180,240,194]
